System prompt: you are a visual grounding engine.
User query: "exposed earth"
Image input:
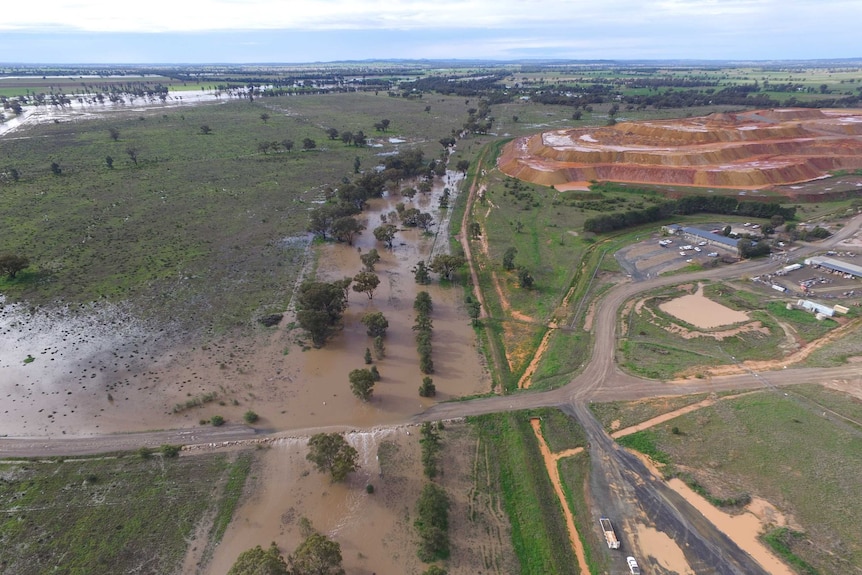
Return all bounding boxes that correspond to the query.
[498,108,862,191]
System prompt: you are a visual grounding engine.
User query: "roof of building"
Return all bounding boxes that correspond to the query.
[805,256,862,276]
[681,227,740,247]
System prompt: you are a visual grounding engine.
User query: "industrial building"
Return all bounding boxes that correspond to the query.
[803,256,862,280]
[661,224,741,250]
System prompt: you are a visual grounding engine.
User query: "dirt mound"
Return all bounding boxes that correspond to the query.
[498,108,862,190]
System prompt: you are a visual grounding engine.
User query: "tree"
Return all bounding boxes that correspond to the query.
[105,155,113,169]
[211,415,225,427]
[200,124,212,135]
[373,224,398,248]
[352,130,367,147]
[456,159,470,173]
[361,311,389,337]
[502,247,517,271]
[282,139,294,153]
[260,112,270,124]
[349,368,375,401]
[770,214,785,228]
[108,127,120,141]
[306,432,359,481]
[302,138,317,150]
[413,261,431,284]
[8,168,19,182]
[517,266,534,288]
[572,110,583,120]
[423,566,448,575]
[414,482,451,562]
[419,376,436,397]
[228,542,289,575]
[352,271,380,300]
[296,281,347,347]
[326,127,339,140]
[288,533,345,575]
[469,221,481,239]
[439,137,456,149]
[359,248,380,271]
[364,347,373,364]
[416,212,434,232]
[467,300,481,326]
[381,119,390,131]
[50,162,62,175]
[126,147,139,166]
[258,141,272,155]
[414,291,433,315]
[331,216,364,246]
[723,225,732,237]
[429,254,466,281]
[370,365,381,381]
[0,254,29,279]
[373,335,385,359]
[353,156,361,174]
[340,131,353,145]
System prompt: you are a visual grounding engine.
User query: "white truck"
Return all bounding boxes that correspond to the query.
[599,517,621,549]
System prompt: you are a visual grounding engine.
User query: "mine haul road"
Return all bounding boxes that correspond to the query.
[2,200,860,574]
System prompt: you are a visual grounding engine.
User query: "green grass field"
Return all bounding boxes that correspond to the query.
[617,389,862,574]
[0,450,253,575]
[471,411,581,574]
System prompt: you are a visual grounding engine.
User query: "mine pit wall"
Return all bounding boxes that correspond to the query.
[498,108,862,192]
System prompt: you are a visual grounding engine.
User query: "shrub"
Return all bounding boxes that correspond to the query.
[211,415,225,427]
[243,410,260,424]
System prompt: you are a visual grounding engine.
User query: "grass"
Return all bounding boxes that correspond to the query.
[619,282,816,379]
[0,451,245,575]
[209,451,254,544]
[615,430,671,467]
[589,393,714,433]
[531,407,588,453]
[0,92,475,334]
[470,411,580,574]
[642,390,862,573]
[558,453,604,575]
[762,528,821,575]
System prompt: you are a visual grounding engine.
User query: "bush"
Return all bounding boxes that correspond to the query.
[160,444,181,458]
[211,415,225,427]
[243,410,259,424]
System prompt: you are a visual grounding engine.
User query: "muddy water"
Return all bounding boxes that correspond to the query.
[658,283,749,329]
[204,428,425,575]
[0,171,488,438]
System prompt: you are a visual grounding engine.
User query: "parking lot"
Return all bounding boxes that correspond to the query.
[615,234,734,281]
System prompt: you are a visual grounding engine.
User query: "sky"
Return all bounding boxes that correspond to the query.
[0,0,859,64]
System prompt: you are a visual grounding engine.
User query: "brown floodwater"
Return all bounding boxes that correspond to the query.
[0,170,487,439]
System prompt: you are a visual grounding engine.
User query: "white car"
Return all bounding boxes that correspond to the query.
[708,252,719,257]
[679,251,687,256]
[694,247,701,252]
[627,556,641,575]
[698,241,707,246]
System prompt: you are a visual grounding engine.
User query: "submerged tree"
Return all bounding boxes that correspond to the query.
[306,432,359,482]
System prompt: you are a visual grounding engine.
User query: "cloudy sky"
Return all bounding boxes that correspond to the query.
[0,0,858,64]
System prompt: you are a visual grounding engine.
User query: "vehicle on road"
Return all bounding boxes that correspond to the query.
[627,556,641,574]
[708,252,719,257]
[694,247,701,252]
[679,251,687,256]
[599,517,620,549]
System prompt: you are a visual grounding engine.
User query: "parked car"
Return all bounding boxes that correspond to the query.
[627,556,641,575]
[708,252,719,257]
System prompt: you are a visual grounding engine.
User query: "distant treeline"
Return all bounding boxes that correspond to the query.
[583,192,796,233]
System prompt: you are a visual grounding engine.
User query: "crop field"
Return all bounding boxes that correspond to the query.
[623,389,862,574]
[0,450,253,575]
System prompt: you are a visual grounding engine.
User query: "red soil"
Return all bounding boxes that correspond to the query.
[498,108,862,191]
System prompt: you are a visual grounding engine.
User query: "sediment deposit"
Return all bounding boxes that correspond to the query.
[498,108,862,190]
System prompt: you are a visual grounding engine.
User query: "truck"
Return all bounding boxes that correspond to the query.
[599,517,621,549]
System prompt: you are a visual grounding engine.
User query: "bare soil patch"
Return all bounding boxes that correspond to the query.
[658,284,749,329]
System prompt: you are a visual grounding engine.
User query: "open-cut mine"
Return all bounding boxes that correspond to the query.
[498,108,862,190]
